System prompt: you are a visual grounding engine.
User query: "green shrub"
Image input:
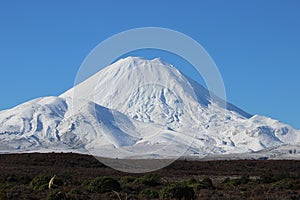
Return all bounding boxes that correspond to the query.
[259,173,275,184]
[272,179,295,189]
[84,176,121,193]
[185,177,214,190]
[159,182,195,200]
[260,172,292,184]
[6,174,31,185]
[68,188,83,195]
[120,176,136,185]
[29,174,63,191]
[47,190,66,200]
[134,173,160,187]
[140,188,159,199]
[29,174,51,190]
[223,176,249,186]
[201,178,214,189]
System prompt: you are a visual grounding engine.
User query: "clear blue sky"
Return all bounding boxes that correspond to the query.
[0,0,299,129]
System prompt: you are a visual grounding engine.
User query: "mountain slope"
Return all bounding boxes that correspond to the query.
[0,57,299,159]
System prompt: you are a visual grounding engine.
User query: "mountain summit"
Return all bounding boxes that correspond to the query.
[0,57,299,160]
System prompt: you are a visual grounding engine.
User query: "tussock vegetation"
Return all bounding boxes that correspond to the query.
[0,153,299,199]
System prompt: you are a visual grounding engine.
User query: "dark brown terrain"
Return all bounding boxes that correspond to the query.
[0,153,299,199]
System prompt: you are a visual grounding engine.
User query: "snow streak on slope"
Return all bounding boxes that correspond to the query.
[0,97,68,151]
[0,57,299,160]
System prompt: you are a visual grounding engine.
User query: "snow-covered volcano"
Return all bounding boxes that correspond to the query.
[0,57,299,159]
